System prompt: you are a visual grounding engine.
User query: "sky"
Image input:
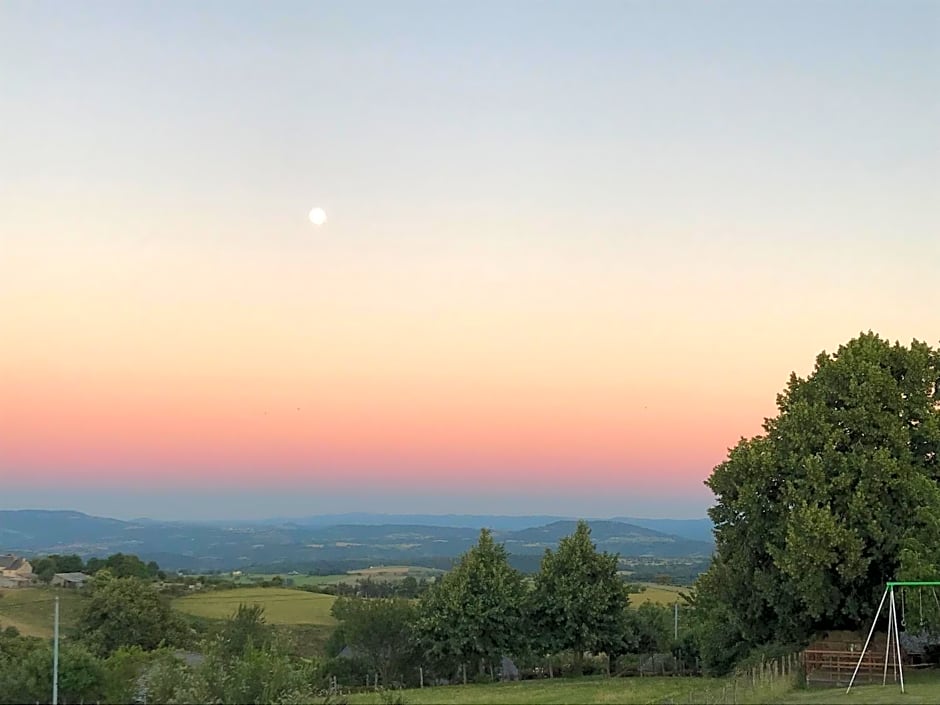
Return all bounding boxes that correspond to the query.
[1,1,938,521]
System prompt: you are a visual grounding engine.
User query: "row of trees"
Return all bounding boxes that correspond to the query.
[328,522,684,686]
[0,608,319,705]
[31,552,163,582]
[8,333,933,699]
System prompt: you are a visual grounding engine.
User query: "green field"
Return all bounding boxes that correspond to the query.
[345,672,940,705]
[231,573,351,587]
[628,582,689,606]
[347,566,443,580]
[172,587,337,625]
[0,587,85,638]
[229,565,443,587]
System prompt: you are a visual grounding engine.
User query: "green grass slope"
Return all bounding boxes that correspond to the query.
[0,587,84,638]
[345,671,940,705]
[172,587,336,625]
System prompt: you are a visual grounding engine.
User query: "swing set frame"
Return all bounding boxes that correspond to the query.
[847,581,940,694]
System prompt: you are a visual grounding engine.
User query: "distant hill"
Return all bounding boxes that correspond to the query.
[256,513,574,531]
[503,520,712,558]
[612,517,714,543]
[0,509,713,572]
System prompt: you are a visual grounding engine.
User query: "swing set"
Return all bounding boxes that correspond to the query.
[847,581,940,694]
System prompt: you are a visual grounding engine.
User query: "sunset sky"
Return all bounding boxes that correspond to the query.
[1,1,937,520]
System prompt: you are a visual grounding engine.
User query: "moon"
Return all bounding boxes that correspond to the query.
[308,207,327,226]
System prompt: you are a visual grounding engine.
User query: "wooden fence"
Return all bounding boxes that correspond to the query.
[801,648,893,686]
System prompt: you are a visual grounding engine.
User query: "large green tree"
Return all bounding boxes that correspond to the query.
[331,597,417,685]
[698,333,940,672]
[531,520,630,673]
[77,574,186,656]
[84,553,161,580]
[416,528,528,677]
[31,554,84,583]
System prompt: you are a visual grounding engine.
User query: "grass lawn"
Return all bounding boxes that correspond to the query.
[172,587,337,625]
[775,671,940,704]
[0,587,84,638]
[346,676,723,704]
[344,671,940,705]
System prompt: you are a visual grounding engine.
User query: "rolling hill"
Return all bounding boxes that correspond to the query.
[0,510,713,572]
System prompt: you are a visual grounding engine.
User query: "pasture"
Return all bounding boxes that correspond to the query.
[344,671,940,705]
[0,587,84,638]
[628,582,689,606]
[228,565,443,587]
[172,587,336,625]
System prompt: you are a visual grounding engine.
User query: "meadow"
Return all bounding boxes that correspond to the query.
[628,582,689,606]
[229,565,443,587]
[0,587,84,638]
[344,671,940,705]
[172,587,336,625]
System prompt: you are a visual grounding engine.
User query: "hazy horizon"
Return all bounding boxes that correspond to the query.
[0,487,712,522]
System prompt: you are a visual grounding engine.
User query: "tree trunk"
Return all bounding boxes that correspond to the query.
[573,649,585,676]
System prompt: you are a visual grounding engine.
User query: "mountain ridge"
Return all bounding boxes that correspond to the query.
[0,509,714,572]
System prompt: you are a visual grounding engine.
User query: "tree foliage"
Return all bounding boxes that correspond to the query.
[416,528,529,675]
[77,574,186,656]
[85,552,162,580]
[0,630,106,705]
[218,603,271,658]
[531,520,631,672]
[331,596,417,685]
[31,554,85,583]
[698,333,940,672]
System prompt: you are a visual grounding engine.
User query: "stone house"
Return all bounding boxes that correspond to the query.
[0,554,33,578]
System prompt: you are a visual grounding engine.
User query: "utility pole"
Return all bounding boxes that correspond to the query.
[53,596,59,705]
[674,601,678,640]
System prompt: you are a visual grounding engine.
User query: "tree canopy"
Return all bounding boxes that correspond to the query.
[416,528,528,675]
[77,574,186,656]
[698,333,940,672]
[532,520,630,672]
[331,596,417,685]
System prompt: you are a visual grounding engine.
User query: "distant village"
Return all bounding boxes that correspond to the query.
[0,553,90,589]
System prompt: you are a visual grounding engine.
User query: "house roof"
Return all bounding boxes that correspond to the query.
[54,572,91,582]
[0,555,28,570]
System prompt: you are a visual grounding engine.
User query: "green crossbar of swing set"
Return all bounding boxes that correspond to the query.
[886,581,940,587]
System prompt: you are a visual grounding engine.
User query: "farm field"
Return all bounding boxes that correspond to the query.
[172,587,337,625]
[232,573,351,587]
[628,582,689,606]
[0,587,84,638]
[229,565,443,587]
[345,671,940,705]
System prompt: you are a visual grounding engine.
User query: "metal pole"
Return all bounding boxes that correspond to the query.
[847,586,889,693]
[674,602,679,640]
[883,589,893,685]
[892,589,905,693]
[53,596,59,705]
